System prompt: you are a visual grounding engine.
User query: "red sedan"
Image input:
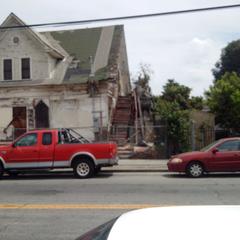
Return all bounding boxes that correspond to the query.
[167,137,240,177]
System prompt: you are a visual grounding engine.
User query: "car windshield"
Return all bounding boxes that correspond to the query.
[200,140,221,152]
[76,218,118,240]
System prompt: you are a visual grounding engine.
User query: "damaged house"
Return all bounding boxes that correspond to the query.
[0,13,131,141]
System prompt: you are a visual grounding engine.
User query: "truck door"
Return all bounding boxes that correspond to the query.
[7,133,39,168]
[38,132,54,168]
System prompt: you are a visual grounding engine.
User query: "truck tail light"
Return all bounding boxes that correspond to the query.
[109,143,117,157]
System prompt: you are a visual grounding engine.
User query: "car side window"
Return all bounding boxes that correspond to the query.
[217,140,240,152]
[15,133,37,147]
[42,133,52,145]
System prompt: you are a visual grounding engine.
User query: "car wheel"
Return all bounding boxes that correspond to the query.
[0,163,4,179]
[73,159,94,179]
[186,162,204,178]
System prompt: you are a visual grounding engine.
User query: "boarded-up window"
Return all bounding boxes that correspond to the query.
[21,58,30,79]
[4,59,12,80]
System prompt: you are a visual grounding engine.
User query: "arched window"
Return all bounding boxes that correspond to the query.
[35,101,49,128]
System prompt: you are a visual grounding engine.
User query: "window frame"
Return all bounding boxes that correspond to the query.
[3,59,13,80]
[21,57,31,80]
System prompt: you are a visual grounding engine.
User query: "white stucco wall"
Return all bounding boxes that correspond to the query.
[0,86,109,141]
[0,107,12,128]
[0,107,12,140]
[50,94,109,140]
[0,29,55,81]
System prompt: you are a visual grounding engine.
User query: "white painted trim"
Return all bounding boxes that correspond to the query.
[3,157,118,170]
[5,162,39,169]
[5,160,68,169]
[0,13,64,60]
[53,161,70,168]
[96,157,118,166]
[34,99,50,108]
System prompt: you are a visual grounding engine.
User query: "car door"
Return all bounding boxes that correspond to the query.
[38,132,54,168]
[6,133,39,168]
[209,140,240,172]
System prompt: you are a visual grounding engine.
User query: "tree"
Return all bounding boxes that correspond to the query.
[189,96,204,110]
[205,72,240,133]
[162,79,191,109]
[133,63,153,95]
[154,97,190,154]
[160,79,204,110]
[154,79,204,154]
[212,40,240,80]
[133,63,153,115]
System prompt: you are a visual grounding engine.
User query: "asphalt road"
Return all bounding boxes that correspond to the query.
[1,171,240,240]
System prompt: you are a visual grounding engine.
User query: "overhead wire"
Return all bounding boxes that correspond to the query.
[1,4,240,30]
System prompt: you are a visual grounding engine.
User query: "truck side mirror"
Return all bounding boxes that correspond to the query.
[212,148,218,154]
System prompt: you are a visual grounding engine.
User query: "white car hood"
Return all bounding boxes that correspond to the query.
[108,206,239,240]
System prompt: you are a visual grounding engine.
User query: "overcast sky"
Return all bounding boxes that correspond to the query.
[1,0,240,96]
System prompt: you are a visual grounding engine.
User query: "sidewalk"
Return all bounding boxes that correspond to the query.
[102,159,169,172]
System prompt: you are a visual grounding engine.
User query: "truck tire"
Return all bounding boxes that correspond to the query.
[73,159,95,179]
[0,163,4,179]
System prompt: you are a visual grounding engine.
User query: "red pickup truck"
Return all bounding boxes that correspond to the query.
[0,128,118,179]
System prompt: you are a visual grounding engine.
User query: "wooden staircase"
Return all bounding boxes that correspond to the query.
[109,96,133,146]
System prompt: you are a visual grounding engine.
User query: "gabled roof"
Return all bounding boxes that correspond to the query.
[0,13,125,86]
[0,13,65,59]
[42,25,124,84]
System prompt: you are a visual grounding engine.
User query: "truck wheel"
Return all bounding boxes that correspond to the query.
[0,163,4,179]
[73,159,94,179]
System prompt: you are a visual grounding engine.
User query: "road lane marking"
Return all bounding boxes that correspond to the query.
[0,204,169,209]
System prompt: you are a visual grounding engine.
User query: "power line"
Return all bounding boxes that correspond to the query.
[1,4,240,30]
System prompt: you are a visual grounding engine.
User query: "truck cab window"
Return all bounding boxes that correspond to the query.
[42,133,52,145]
[15,133,37,147]
[58,130,70,143]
